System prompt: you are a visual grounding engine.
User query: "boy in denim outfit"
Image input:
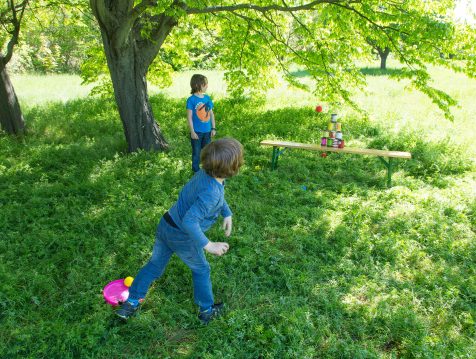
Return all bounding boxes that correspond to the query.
[117,138,244,324]
[186,74,216,173]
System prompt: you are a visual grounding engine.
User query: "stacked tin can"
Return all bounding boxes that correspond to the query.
[321,113,345,148]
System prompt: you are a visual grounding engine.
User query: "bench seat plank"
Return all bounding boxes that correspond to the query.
[260,139,412,187]
[260,140,411,159]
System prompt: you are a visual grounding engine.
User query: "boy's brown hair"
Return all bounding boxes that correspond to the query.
[201,138,244,178]
[190,74,208,94]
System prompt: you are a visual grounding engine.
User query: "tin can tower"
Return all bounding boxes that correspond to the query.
[321,113,344,148]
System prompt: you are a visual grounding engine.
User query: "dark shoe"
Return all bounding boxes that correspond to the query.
[198,302,224,325]
[116,301,140,320]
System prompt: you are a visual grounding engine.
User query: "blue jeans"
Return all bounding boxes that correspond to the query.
[128,217,214,311]
[191,132,211,172]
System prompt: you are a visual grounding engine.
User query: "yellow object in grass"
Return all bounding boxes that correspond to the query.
[124,276,134,287]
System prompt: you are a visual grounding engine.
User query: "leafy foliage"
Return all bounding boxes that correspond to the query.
[184,1,476,113]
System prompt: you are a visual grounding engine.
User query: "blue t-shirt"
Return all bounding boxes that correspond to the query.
[186,94,214,133]
[168,170,232,248]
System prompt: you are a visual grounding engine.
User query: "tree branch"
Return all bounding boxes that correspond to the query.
[112,0,151,47]
[185,0,345,15]
[137,13,178,68]
[89,0,115,35]
[27,0,96,23]
[280,0,341,92]
[2,0,28,65]
[130,0,157,20]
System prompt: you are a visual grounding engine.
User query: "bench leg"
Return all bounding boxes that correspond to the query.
[378,157,394,188]
[271,146,278,170]
[271,146,287,170]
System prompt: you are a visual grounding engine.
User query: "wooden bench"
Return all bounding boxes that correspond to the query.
[260,139,412,187]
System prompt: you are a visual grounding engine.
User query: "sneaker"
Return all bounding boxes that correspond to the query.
[116,301,140,320]
[198,302,224,325]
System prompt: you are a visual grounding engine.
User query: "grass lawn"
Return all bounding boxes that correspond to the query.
[2,64,475,358]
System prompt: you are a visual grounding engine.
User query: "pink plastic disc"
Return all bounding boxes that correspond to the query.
[103,279,129,306]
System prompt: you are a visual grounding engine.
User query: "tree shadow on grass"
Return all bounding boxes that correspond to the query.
[1,94,474,357]
[0,95,196,356]
[289,69,312,78]
[288,67,406,78]
[24,98,124,146]
[360,67,407,77]
[12,93,464,193]
[192,194,434,356]
[226,101,473,189]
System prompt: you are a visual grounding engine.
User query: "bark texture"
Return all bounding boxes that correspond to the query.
[0,63,25,135]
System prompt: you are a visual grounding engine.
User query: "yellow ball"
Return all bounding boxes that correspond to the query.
[124,276,134,287]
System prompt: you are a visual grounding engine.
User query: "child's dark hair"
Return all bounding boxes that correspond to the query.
[190,74,208,94]
[201,138,244,178]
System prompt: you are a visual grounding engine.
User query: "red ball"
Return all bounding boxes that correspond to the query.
[315,105,323,113]
[321,152,327,158]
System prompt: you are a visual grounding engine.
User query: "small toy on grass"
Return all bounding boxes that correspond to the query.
[103,277,134,306]
[321,152,327,158]
[315,105,323,113]
[124,276,134,287]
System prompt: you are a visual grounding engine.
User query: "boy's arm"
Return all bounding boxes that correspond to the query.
[210,109,216,137]
[187,109,198,139]
[221,199,232,218]
[222,216,232,237]
[221,199,232,237]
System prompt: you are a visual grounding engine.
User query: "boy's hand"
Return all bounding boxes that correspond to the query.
[190,131,199,140]
[222,216,232,237]
[204,241,229,256]
[211,129,216,137]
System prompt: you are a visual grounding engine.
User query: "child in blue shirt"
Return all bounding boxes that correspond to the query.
[186,74,216,173]
[117,138,244,324]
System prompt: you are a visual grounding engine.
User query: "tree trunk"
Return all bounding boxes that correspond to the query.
[378,47,390,70]
[101,33,168,152]
[0,63,25,135]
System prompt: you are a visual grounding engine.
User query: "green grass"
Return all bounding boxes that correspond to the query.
[11,74,94,105]
[2,65,476,358]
